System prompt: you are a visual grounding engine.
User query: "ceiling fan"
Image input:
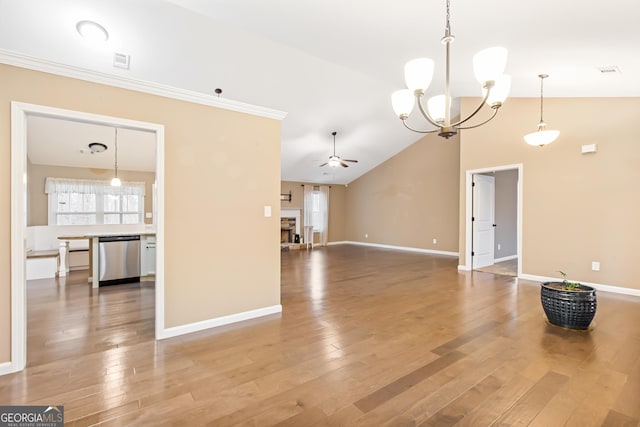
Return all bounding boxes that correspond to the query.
[320,131,358,168]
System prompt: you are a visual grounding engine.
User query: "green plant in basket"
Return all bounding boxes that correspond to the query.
[558,270,580,291]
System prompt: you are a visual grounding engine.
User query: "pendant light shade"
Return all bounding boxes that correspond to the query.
[391,89,415,118]
[524,129,560,147]
[524,74,559,147]
[427,95,450,124]
[404,58,435,92]
[484,74,511,107]
[473,47,508,84]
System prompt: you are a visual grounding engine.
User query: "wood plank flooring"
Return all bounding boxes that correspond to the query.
[1,245,639,426]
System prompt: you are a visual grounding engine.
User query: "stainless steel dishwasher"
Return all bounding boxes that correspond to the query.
[98,235,141,285]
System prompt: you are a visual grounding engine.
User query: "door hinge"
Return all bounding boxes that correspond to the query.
[471,251,475,256]
[472,182,475,187]
[472,217,475,221]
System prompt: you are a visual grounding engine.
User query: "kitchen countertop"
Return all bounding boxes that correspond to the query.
[58,231,156,239]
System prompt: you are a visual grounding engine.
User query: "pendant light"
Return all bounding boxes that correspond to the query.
[111,128,121,187]
[524,74,560,147]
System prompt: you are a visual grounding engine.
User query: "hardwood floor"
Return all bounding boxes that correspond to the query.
[474,259,518,277]
[1,245,639,426]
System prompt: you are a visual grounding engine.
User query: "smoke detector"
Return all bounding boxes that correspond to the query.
[88,142,107,153]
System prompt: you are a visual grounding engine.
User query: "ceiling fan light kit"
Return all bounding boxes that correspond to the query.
[391,0,510,139]
[524,74,560,147]
[320,131,358,168]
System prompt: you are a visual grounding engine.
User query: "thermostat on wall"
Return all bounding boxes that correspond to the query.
[581,144,597,154]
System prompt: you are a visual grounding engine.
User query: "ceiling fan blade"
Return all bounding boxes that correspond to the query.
[339,160,349,168]
[319,162,328,167]
[343,159,358,163]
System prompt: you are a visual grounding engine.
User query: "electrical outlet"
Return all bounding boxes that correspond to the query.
[432,238,437,244]
[497,243,501,251]
[592,261,600,271]
[365,233,368,239]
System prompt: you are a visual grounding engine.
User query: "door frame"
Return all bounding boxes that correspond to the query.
[10,101,165,373]
[463,163,522,275]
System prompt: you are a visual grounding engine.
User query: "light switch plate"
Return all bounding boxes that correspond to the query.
[264,206,272,217]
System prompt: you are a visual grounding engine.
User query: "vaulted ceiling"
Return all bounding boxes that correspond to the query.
[1,0,639,184]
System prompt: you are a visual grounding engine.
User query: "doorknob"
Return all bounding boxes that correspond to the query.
[493,224,497,227]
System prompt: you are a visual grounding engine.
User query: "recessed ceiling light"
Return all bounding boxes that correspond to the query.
[76,20,109,42]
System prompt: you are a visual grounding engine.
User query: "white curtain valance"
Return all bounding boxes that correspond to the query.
[44,177,146,196]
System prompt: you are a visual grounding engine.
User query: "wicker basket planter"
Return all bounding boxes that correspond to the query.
[540,282,597,330]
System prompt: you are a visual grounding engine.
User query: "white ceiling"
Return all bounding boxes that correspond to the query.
[27,116,156,172]
[1,0,639,183]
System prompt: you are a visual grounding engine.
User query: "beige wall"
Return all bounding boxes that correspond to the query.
[280,181,347,243]
[0,64,281,363]
[459,97,640,290]
[345,132,460,252]
[28,163,155,226]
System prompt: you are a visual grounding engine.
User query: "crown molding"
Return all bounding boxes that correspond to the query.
[0,48,287,121]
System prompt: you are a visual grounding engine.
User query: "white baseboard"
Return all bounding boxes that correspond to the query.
[157,304,282,340]
[334,241,458,257]
[494,255,518,263]
[518,273,640,297]
[458,265,471,271]
[0,361,16,376]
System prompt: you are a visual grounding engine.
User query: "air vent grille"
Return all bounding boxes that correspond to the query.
[113,52,130,69]
[597,66,621,74]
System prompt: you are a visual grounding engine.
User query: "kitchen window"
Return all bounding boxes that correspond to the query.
[45,177,145,225]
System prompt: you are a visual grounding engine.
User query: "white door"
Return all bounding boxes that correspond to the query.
[473,174,495,269]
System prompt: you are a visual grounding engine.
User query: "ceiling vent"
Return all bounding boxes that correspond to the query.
[113,52,130,69]
[597,66,621,74]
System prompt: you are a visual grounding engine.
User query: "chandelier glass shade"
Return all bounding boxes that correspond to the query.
[524,74,559,147]
[391,0,510,139]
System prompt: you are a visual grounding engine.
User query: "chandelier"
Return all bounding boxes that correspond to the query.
[523,74,559,146]
[391,0,511,139]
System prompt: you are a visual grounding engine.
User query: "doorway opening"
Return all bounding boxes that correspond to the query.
[10,102,165,373]
[464,164,522,277]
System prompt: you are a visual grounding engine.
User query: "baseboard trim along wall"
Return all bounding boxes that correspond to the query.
[0,362,14,376]
[494,255,518,263]
[158,305,283,340]
[332,241,458,257]
[519,274,640,297]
